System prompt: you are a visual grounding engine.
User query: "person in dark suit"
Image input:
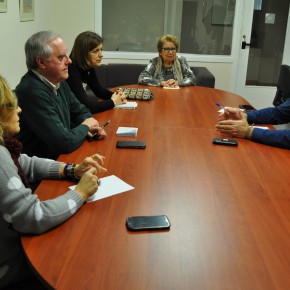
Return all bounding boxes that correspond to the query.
[215,100,290,149]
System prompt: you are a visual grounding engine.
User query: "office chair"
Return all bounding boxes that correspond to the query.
[273,64,290,106]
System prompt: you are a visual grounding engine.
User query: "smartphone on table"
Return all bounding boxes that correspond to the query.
[213,138,238,146]
[239,104,256,112]
[126,215,171,231]
[116,140,146,149]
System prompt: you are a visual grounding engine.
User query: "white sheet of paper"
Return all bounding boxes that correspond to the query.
[116,127,138,137]
[114,102,138,109]
[69,175,134,203]
[163,86,180,90]
[253,126,269,130]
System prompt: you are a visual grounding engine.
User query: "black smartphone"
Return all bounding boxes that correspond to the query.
[116,140,146,149]
[126,215,171,231]
[213,138,238,146]
[239,104,256,111]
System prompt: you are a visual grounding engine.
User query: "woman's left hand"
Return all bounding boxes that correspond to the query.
[75,153,107,177]
[112,91,127,106]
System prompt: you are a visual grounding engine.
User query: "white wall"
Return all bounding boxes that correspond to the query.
[0,1,53,88]
[50,0,95,53]
[0,0,95,88]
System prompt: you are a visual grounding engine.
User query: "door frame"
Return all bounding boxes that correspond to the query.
[233,0,290,109]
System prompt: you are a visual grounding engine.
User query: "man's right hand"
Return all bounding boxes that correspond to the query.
[82,118,99,134]
[218,107,247,122]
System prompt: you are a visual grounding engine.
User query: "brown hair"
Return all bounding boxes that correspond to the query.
[70,31,103,70]
[157,34,179,53]
[0,75,18,145]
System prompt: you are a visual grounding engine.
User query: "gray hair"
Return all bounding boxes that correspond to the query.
[25,31,60,70]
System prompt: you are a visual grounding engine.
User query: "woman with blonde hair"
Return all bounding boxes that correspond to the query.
[138,34,196,87]
[0,75,106,289]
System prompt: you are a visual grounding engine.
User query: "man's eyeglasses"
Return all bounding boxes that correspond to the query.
[162,47,177,52]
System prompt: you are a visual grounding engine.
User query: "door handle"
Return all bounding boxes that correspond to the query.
[241,35,251,49]
[241,41,251,49]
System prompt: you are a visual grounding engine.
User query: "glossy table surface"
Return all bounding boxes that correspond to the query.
[22,85,290,290]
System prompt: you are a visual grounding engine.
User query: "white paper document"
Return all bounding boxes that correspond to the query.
[163,86,180,90]
[253,126,269,130]
[114,102,138,109]
[116,127,138,137]
[69,175,134,203]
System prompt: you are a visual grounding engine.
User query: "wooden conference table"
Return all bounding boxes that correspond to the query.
[22,85,290,290]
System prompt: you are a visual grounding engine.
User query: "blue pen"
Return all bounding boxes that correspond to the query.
[216,103,227,111]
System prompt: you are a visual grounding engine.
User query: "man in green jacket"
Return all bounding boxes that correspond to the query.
[15,31,105,159]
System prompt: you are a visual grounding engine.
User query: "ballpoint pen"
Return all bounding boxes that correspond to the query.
[90,120,111,140]
[101,120,110,129]
[215,103,227,111]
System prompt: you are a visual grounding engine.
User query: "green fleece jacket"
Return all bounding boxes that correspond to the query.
[15,70,92,159]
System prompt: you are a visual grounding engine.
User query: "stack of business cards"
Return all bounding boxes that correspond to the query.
[116,127,138,137]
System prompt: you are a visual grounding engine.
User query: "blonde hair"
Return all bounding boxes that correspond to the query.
[0,75,18,145]
[157,34,179,53]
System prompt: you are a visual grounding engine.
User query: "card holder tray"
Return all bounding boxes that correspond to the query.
[117,88,153,101]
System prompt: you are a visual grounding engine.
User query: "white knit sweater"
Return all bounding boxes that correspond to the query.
[0,145,83,287]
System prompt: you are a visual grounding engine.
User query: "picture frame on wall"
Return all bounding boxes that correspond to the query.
[19,0,35,21]
[0,0,8,13]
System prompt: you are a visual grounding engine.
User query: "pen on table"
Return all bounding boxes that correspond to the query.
[101,120,110,129]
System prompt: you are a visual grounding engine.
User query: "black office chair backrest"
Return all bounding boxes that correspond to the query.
[94,64,107,88]
[106,63,146,88]
[273,64,290,106]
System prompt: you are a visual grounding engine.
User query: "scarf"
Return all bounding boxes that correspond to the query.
[4,136,30,188]
[154,56,183,82]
